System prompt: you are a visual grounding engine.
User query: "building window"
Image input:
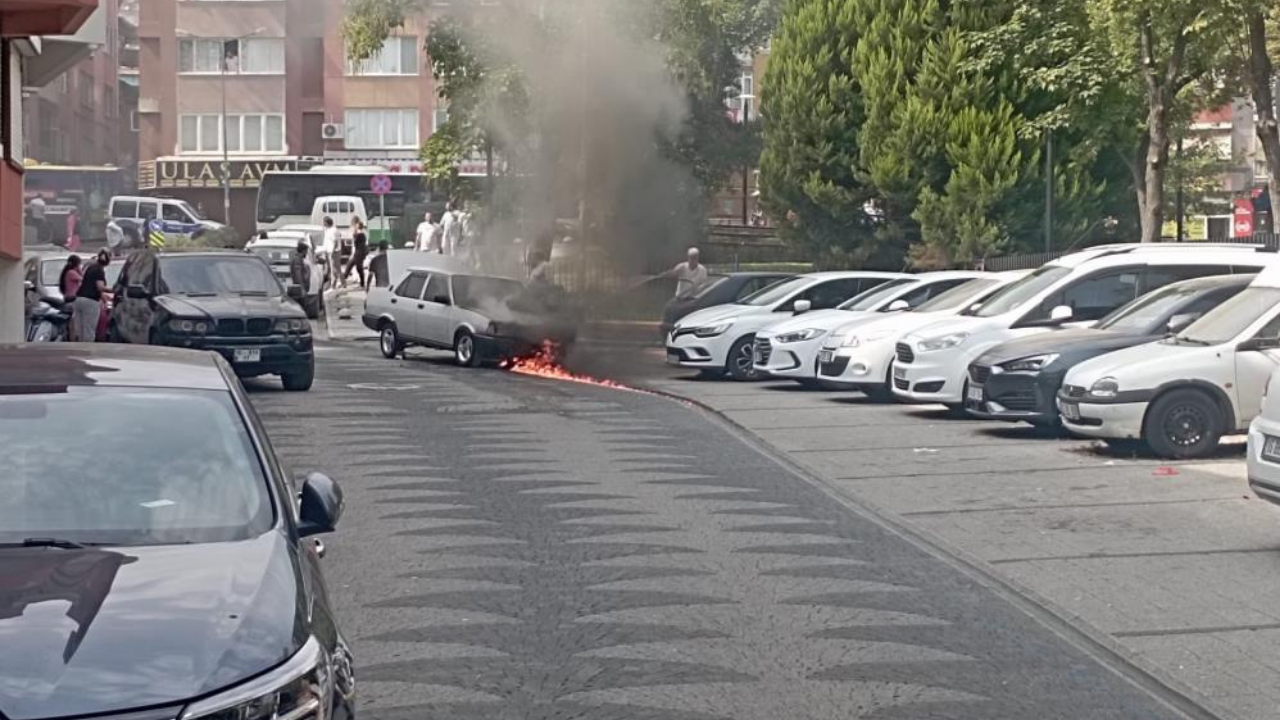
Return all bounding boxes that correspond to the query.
[56,72,69,94]
[79,71,94,107]
[104,86,116,119]
[344,109,419,149]
[179,113,285,154]
[179,37,284,74]
[432,102,449,132]
[345,36,418,76]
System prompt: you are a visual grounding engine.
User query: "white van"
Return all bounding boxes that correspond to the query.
[1061,261,1280,458]
[311,196,366,237]
[893,244,1274,409]
[108,195,223,243]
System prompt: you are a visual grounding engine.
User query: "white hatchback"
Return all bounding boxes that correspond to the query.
[1060,265,1280,458]
[665,271,908,380]
[1247,368,1280,505]
[752,271,988,385]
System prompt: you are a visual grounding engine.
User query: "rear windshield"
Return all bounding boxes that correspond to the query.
[0,387,273,546]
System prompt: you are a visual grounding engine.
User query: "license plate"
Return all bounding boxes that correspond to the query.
[1264,436,1280,461]
[819,350,835,364]
[967,385,984,403]
[1060,401,1081,421]
[234,348,261,363]
[665,352,681,366]
[893,365,907,380]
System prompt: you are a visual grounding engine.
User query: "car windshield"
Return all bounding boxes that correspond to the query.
[736,276,810,306]
[1096,283,1204,334]
[453,275,527,311]
[973,265,1072,317]
[0,387,274,546]
[161,255,283,297]
[914,278,999,313]
[838,279,913,311]
[685,275,730,300]
[1176,287,1280,346]
[41,260,123,289]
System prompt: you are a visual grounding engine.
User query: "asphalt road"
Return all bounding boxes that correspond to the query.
[247,341,1209,720]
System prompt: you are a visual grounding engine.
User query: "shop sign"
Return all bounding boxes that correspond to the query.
[138,158,302,190]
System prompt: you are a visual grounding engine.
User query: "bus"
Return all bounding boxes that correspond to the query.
[23,164,128,242]
[256,166,435,244]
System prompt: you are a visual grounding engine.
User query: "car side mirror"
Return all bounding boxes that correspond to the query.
[887,299,910,312]
[968,302,983,312]
[287,285,305,301]
[793,299,812,315]
[126,284,149,300]
[432,294,451,306]
[1049,305,1074,323]
[1166,312,1198,335]
[298,472,343,538]
[23,280,34,291]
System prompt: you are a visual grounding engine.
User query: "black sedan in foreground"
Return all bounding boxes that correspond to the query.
[0,344,354,720]
[115,252,316,391]
[660,271,793,336]
[966,274,1252,426]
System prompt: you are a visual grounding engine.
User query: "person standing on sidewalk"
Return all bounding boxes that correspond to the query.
[74,251,112,343]
[321,216,341,287]
[342,219,369,288]
[441,202,463,256]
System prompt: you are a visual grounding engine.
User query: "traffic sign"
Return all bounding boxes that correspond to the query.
[370,174,393,195]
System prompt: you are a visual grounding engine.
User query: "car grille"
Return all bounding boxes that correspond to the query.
[896,342,915,364]
[754,337,773,364]
[970,365,991,385]
[893,377,909,391]
[997,391,1039,412]
[217,318,273,336]
[246,318,273,335]
[216,319,244,336]
[1062,384,1087,399]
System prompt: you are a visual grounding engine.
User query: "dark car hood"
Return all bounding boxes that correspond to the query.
[0,533,308,720]
[979,328,1152,366]
[154,294,305,321]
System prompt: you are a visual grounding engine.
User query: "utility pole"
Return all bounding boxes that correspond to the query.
[741,102,750,226]
[1044,129,1054,253]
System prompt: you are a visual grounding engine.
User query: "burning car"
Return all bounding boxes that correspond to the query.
[365,261,579,366]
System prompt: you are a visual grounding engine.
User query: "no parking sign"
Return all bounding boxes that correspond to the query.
[370,175,393,195]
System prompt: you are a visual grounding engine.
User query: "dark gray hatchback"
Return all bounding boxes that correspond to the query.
[0,344,354,720]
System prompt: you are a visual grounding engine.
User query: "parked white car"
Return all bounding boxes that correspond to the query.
[245,232,324,319]
[1059,263,1280,458]
[364,260,578,366]
[666,271,908,380]
[892,244,1272,409]
[816,271,1030,398]
[752,271,988,385]
[1247,367,1280,504]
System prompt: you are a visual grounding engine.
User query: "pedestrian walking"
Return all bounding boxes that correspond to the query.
[73,250,112,343]
[441,201,463,256]
[414,212,439,252]
[321,216,341,288]
[290,240,311,293]
[65,210,81,251]
[367,242,391,290]
[663,247,709,297]
[342,219,369,288]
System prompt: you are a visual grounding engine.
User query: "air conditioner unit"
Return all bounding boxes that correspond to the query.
[321,123,345,140]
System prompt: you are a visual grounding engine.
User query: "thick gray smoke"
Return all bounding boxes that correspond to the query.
[454,1,703,277]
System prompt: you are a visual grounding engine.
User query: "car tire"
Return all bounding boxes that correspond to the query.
[379,323,402,359]
[454,330,480,367]
[726,336,760,382]
[944,381,971,418]
[282,364,315,392]
[1143,388,1223,459]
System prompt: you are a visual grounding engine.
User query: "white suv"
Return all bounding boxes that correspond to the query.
[666,271,907,380]
[364,262,576,366]
[893,244,1271,409]
[816,272,1029,398]
[752,271,987,385]
[1060,263,1280,458]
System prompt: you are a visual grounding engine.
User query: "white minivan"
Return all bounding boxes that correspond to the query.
[892,244,1272,409]
[108,195,223,244]
[1060,262,1280,458]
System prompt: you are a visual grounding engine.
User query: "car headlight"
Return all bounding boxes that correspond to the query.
[693,322,733,338]
[775,328,825,344]
[181,636,332,720]
[167,319,208,334]
[275,318,310,334]
[1089,377,1119,399]
[1001,353,1059,373]
[918,332,970,352]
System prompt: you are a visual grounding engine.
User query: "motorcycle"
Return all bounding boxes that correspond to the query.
[26,293,72,343]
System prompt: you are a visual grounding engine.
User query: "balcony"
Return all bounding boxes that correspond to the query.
[0,0,97,37]
[20,0,105,88]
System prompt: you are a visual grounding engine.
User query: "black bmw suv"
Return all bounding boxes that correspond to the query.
[118,252,316,391]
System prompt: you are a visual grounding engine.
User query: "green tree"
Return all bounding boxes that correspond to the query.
[759,0,880,267]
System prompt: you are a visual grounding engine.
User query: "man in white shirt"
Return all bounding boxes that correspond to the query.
[441,201,463,256]
[665,247,709,297]
[321,216,341,289]
[415,212,441,252]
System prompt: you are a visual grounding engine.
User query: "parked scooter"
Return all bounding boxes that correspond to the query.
[26,293,72,343]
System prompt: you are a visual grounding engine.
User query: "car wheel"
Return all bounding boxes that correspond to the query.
[282,364,315,392]
[455,330,480,367]
[944,381,971,418]
[726,336,760,382]
[379,323,401,359]
[1143,388,1223,459]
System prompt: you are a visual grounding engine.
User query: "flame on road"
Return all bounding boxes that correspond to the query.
[503,341,634,391]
